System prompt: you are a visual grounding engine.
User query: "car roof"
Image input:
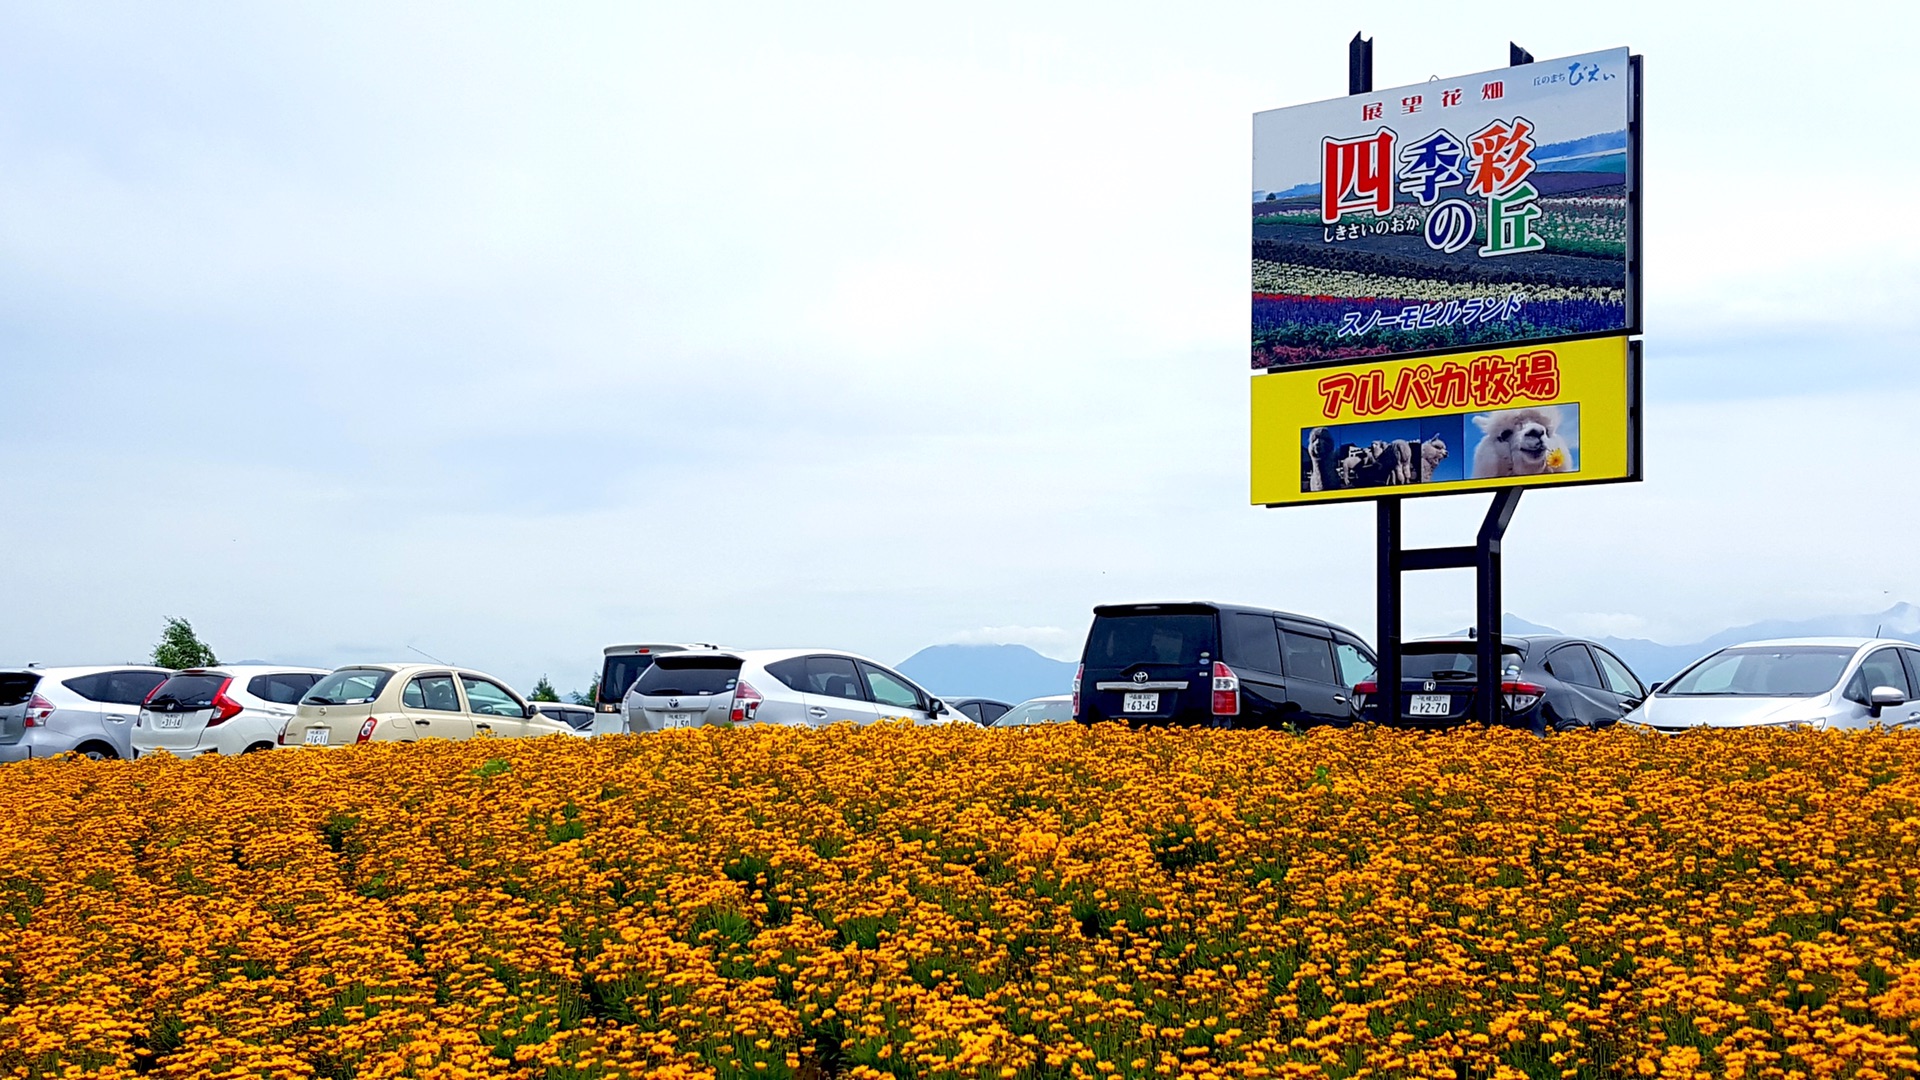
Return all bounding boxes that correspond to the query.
[324,662,516,681]
[1713,637,1903,650]
[647,647,900,669]
[1011,694,1073,704]
[0,665,171,677]
[601,642,721,655]
[171,665,332,678]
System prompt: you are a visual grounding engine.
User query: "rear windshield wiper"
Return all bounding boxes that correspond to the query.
[307,696,339,705]
[1419,669,1476,681]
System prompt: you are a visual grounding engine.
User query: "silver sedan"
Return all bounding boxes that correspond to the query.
[621,648,961,731]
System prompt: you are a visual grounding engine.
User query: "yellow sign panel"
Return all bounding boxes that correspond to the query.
[1251,336,1638,506]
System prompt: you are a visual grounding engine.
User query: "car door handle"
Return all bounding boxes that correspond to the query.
[475,723,491,731]
[808,707,827,719]
[414,719,432,726]
[1333,695,1348,704]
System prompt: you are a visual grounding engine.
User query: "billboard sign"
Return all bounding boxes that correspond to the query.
[1250,336,1639,506]
[1251,48,1640,370]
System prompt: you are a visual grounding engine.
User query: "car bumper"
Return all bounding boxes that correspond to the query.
[0,743,30,763]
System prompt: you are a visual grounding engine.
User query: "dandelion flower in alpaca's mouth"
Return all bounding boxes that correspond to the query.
[1546,447,1567,469]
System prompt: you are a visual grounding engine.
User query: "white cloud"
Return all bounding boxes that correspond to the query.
[939,626,1083,661]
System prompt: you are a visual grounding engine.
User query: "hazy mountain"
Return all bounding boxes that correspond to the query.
[896,644,1076,705]
[1494,604,1920,682]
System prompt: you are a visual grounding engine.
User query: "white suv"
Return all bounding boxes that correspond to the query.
[133,666,330,758]
[622,649,964,732]
[0,666,172,761]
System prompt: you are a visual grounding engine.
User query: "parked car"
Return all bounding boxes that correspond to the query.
[1357,635,1646,734]
[596,643,721,730]
[530,701,597,733]
[1073,602,1376,728]
[994,695,1074,727]
[133,666,329,758]
[0,666,172,761]
[944,697,1013,725]
[1623,638,1920,733]
[623,649,960,731]
[282,664,574,747]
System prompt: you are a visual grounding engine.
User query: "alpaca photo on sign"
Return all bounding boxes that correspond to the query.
[1298,419,1461,493]
[1468,405,1580,479]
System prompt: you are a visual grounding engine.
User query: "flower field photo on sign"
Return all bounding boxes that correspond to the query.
[2,724,1918,1079]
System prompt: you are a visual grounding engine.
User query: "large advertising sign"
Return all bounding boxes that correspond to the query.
[1251,48,1640,370]
[1250,336,1640,506]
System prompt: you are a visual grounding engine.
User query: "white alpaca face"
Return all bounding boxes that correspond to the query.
[1476,409,1557,468]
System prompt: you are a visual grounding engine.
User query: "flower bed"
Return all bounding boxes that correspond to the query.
[2,724,1917,1079]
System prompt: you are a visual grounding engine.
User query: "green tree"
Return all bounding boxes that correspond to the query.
[569,674,600,707]
[529,675,560,702]
[151,617,217,669]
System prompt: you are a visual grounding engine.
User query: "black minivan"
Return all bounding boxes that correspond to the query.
[1074,602,1377,728]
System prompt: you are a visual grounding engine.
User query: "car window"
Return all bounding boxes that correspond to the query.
[1334,639,1376,687]
[1281,631,1337,683]
[1592,649,1644,697]
[1223,613,1283,674]
[405,675,461,712]
[979,702,1010,723]
[1546,646,1603,689]
[305,668,394,706]
[1903,650,1920,696]
[460,676,523,717]
[958,702,983,722]
[1084,613,1215,667]
[1847,648,1912,702]
[784,656,865,701]
[65,670,167,705]
[859,663,924,711]
[249,673,320,705]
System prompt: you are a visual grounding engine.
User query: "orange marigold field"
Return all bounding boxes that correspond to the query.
[1,724,1918,1080]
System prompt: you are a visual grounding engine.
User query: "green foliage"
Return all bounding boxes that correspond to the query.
[529,676,560,703]
[568,675,601,707]
[151,616,217,669]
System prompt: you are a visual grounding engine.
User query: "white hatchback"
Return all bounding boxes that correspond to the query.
[134,666,330,757]
[1623,638,1920,733]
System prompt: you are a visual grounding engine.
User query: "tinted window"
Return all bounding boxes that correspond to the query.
[979,702,1010,723]
[460,676,524,717]
[64,671,164,705]
[146,674,227,712]
[632,657,741,697]
[1224,614,1283,674]
[1903,650,1920,695]
[0,673,39,708]
[1084,614,1215,668]
[1546,646,1603,689]
[1398,646,1524,681]
[304,668,394,706]
[1593,650,1644,697]
[599,654,658,705]
[1664,647,1853,698]
[1281,632,1337,684]
[804,657,867,701]
[1847,649,1912,702]
[1334,640,1375,687]
[249,673,320,705]
[405,675,461,712]
[860,663,924,711]
[958,702,984,722]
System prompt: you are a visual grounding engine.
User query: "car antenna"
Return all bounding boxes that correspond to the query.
[408,644,451,665]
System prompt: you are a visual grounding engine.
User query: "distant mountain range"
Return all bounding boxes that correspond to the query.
[898,604,1920,699]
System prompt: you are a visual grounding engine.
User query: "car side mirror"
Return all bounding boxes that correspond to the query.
[523,703,537,719]
[1647,681,1663,694]
[1868,685,1906,717]
[927,698,946,717]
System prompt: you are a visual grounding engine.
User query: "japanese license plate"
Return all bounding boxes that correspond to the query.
[663,713,693,728]
[1122,693,1159,714]
[1409,694,1451,717]
[303,727,330,746]
[154,714,184,729]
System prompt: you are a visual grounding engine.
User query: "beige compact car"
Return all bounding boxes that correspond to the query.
[281,664,574,748]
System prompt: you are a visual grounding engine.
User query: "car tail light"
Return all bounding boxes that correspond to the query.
[729,681,763,723]
[277,721,290,746]
[23,694,54,727]
[143,682,164,705]
[1211,662,1240,717]
[1502,681,1545,713]
[1352,680,1377,714]
[208,679,243,726]
[356,717,378,744]
[1072,664,1083,719]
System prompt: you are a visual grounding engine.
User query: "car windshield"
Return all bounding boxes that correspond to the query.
[1661,646,1855,697]
[600,654,659,706]
[303,668,394,706]
[1084,613,1214,667]
[633,657,740,697]
[146,674,227,712]
[995,699,1074,727]
[1400,646,1523,681]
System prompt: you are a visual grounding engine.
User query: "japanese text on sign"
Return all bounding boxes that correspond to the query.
[1316,350,1562,419]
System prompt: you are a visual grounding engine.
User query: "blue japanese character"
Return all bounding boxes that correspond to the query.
[1397,128,1465,206]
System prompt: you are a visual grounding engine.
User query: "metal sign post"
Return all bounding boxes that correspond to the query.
[1354,39,1535,729]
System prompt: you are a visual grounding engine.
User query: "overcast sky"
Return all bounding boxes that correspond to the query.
[4,2,1916,694]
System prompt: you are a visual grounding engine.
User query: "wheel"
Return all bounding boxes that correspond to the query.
[243,742,276,754]
[73,742,117,761]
